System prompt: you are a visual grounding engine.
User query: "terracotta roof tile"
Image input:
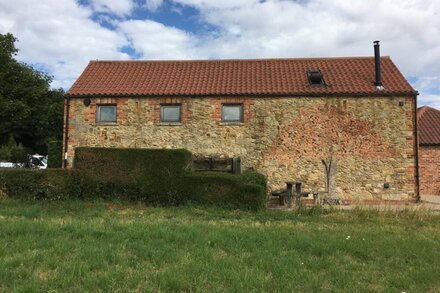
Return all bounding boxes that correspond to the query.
[66,57,416,97]
[418,106,440,145]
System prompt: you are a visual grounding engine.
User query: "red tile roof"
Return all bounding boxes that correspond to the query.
[66,57,416,97]
[418,106,440,145]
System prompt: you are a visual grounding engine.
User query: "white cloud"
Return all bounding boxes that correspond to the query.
[0,0,440,108]
[166,0,440,106]
[144,0,164,12]
[169,0,440,75]
[88,0,134,16]
[413,76,440,92]
[118,19,203,59]
[419,93,440,110]
[0,0,129,88]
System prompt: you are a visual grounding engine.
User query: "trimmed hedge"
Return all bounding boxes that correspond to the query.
[47,140,62,168]
[0,169,77,201]
[74,147,192,182]
[0,148,267,210]
[74,148,193,205]
[241,169,267,192]
[182,172,266,210]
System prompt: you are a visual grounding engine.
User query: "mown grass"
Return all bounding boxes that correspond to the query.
[0,200,439,292]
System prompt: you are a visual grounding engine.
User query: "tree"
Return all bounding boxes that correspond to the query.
[0,33,64,154]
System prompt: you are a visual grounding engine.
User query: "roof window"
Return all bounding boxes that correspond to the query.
[307,70,325,86]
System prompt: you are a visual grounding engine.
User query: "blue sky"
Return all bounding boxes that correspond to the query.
[0,0,439,108]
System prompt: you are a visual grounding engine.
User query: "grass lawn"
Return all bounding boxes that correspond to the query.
[0,200,439,292]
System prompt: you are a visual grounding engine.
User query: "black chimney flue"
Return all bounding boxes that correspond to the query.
[374,40,383,87]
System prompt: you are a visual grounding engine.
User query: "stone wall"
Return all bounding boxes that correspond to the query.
[64,95,417,201]
[419,145,440,195]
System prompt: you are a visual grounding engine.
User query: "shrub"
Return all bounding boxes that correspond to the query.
[0,169,78,201]
[0,137,29,165]
[73,148,193,204]
[0,148,266,210]
[74,147,192,182]
[47,140,62,168]
[240,169,267,193]
[182,172,266,210]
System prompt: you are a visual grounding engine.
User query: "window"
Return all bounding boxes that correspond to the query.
[97,105,116,123]
[222,104,243,122]
[160,104,181,122]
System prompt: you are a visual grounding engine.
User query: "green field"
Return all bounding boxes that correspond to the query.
[0,200,439,292]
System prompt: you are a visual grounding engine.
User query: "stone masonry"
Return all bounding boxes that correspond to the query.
[64,95,417,201]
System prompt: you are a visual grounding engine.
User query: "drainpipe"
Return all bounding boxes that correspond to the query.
[63,95,70,168]
[414,93,420,202]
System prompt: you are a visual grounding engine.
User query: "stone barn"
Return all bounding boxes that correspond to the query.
[63,43,419,202]
[418,106,440,196]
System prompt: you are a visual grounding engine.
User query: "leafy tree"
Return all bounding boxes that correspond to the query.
[0,33,64,154]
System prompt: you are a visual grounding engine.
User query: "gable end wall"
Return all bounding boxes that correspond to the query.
[419,145,440,195]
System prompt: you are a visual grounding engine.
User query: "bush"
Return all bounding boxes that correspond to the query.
[0,169,78,201]
[182,172,266,210]
[74,148,193,204]
[74,147,192,182]
[0,148,266,210]
[240,169,267,193]
[47,140,62,168]
[0,137,29,165]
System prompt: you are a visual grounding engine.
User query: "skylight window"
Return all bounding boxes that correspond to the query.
[307,70,325,86]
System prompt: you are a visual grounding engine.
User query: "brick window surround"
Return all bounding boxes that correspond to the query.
[160,104,181,123]
[221,104,244,122]
[96,104,117,123]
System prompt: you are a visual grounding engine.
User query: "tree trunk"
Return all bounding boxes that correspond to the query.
[322,155,337,198]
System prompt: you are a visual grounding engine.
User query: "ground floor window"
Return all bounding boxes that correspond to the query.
[97,105,117,123]
[161,104,181,122]
[222,104,243,122]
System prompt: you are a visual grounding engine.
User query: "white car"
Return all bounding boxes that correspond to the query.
[29,155,48,169]
[0,154,47,169]
[0,162,19,168]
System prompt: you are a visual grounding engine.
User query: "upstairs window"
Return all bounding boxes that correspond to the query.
[307,70,325,86]
[97,105,116,123]
[161,104,181,122]
[222,104,243,122]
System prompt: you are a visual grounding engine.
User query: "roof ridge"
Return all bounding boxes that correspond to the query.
[89,56,392,63]
[418,105,440,119]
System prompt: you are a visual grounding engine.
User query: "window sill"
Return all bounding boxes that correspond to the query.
[96,122,118,126]
[219,122,245,126]
[157,122,182,126]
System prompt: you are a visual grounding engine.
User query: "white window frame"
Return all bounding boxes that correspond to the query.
[160,104,181,123]
[96,104,117,123]
[221,104,244,123]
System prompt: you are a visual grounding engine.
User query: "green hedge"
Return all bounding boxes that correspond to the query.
[182,172,266,210]
[0,169,77,201]
[74,148,193,205]
[0,148,267,210]
[74,147,193,182]
[47,140,62,168]
[240,169,267,193]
